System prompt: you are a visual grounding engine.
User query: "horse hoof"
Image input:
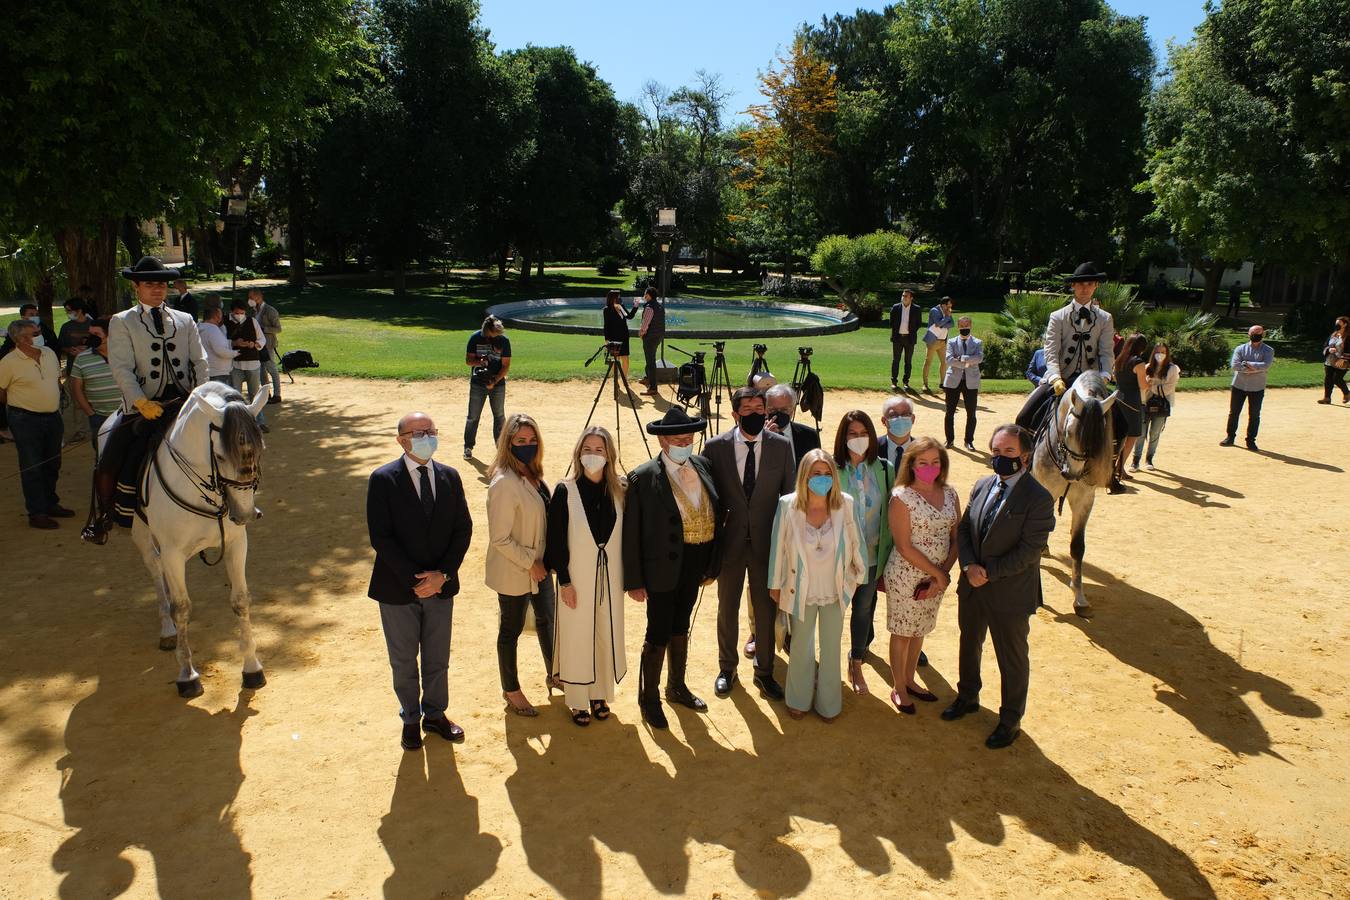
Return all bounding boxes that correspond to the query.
[176,677,203,699]
[242,670,267,690]
[159,636,177,651]
[1074,605,1094,620]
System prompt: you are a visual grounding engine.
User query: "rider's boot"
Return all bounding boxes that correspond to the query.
[80,470,117,545]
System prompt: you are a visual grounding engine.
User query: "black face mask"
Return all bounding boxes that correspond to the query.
[991,455,1023,477]
[1250,335,1263,343]
[85,334,103,349]
[769,410,791,429]
[739,412,766,436]
[959,328,971,337]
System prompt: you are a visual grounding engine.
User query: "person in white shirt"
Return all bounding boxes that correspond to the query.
[1131,342,1180,470]
[198,306,237,383]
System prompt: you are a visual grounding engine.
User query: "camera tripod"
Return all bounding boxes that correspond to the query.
[575,341,652,474]
[700,341,735,438]
[791,346,820,430]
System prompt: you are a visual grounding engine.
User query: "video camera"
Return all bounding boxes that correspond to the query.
[584,340,627,367]
[700,340,727,354]
[752,343,768,355]
[798,346,813,358]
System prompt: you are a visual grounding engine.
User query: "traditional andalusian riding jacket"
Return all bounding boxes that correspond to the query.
[1042,301,1115,385]
[107,303,208,412]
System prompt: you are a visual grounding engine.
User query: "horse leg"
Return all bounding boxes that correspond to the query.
[159,550,202,698]
[133,520,177,650]
[1067,485,1096,618]
[225,530,265,689]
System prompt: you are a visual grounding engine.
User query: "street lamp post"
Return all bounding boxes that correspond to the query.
[224,193,248,296]
[654,207,676,302]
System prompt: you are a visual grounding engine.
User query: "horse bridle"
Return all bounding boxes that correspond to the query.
[1045,396,1091,481]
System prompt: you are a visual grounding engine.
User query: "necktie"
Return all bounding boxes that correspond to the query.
[678,464,698,491]
[962,337,969,355]
[981,479,1008,538]
[743,440,757,497]
[417,465,435,518]
[151,306,164,334]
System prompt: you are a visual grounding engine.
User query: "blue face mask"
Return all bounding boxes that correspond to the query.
[807,475,834,497]
[666,444,694,464]
[887,416,913,438]
[410,435,438,460]
[511,443,538,465]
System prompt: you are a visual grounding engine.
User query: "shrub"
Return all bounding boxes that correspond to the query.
[852,293,885,322]
[934,273,1003,298]
[811,231,916,313]
[632,272,686,295]
[759,275,822,300]
[1024,266,1065,294]
[596,255,623,276]
[994,293,1062,340]
[980,333,1042,380]
[252,241,284,273]
[1138,309,1230,375]
[1093,282,1144,334]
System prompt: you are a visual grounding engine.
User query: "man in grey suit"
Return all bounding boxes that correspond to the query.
[943,424,1056,749]
[1015,262,1115,432]
[704,386,795,700]
[942,316,983,451]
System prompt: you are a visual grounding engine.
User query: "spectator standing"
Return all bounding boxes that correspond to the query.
[884,437,959,714]
[889,288,920,391]
[945,425,1055,749]
[366,411,473,750]
[199,306,237,383]
[1225,281,1243,318]
[1015,271,1026,295]
[464,315,510,459]
[704,387,795,701]
[1,304,60,357]
[764,383,820,471]
[921,297,956,393]
[767,449,868,721]
[1318,316,1350,405]
[1109,333,1149,492]
[834,410,893,694]
[226,297,268,432]
[636,287,664,397]
[1025,348,1047,387]
[58,298,93,442]
[1220,325,1274,451]
[876,395,917,472]
[545,426,628,727]
[171,279,199,321]
[485,413,556,718]
[0,319,71,528]
[601,290,638,380]
[1132,342,1180,470]
[69,320,120,453]
[250,289,282,403]
[942,317,983,451]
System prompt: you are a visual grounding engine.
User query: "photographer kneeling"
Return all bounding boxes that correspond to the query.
[464,315,511,460]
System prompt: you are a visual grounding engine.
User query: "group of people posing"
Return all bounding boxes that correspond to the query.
[366,386,1054,754]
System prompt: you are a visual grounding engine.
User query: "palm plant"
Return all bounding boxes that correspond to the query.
[993,292,1061,339]
[0,230,67,317]
[1093,281,1144,334]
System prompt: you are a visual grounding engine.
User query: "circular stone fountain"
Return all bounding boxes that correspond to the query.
[486,296,858,338]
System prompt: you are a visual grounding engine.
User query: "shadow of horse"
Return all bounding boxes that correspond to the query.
[1047,560,1321,757]
[1134,469,1242,509]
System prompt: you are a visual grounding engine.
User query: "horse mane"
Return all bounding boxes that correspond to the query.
[193,382,264,472]
[1066,372,1116,485]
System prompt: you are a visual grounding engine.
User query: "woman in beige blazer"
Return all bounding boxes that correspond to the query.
[485,413,556,716]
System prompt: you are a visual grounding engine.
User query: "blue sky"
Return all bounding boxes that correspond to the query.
[479,1,1204,116]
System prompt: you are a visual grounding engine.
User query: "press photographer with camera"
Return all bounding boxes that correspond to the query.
[464,315,511,460]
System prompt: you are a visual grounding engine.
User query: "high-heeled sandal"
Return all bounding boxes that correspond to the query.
[590,700,610,721]
[503,691,538,717]
[848,659,869,695]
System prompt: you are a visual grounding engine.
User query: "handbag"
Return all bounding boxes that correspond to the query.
[912,578,932,601]
[1145,388,1171,417]
[1332,354,1350,371]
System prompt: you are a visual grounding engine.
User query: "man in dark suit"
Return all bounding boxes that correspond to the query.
[171,279,199,321]
[943,424,1055,749]
[367,411,474,751]
[704,387,795,700]
[623,407,723,729]
[889,288,921,391]
[764,383,820,472]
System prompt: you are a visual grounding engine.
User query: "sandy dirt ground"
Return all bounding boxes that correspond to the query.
[1,373,1347,899]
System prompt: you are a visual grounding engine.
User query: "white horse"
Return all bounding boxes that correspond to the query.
[1030,371,1117,618]
[127,381,270,698]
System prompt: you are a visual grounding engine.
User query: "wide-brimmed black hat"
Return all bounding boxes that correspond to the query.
[1065,262,1107,283]
[121,256,180,282]
[646,407,707,435]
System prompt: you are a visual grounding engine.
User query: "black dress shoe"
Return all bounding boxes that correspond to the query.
[714,670,737,697]
[944,440,955,449]
[1245,441,1260,452]
[423,715,466,743]
[941,697,979,721]
[918,650,929,667]
[964,442,976,451]
[29,515,59,530]
[753,673,785,701]
[1219,436,1235,447]
[985,722,1020,749]
[401,722,423,751]
[48,505,76,518]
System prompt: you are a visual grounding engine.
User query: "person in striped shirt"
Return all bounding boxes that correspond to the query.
[70,320,121,454]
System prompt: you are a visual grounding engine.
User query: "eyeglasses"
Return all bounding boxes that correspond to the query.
[399,429,438,439]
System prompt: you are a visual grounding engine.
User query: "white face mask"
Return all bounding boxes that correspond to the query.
[1154,353,1165,363]
[32,334,45,348]
[846,436,870,457]
[27,315,41,325]
[248,300,257,308]
[231,313,245,324]
[580,453,607,475]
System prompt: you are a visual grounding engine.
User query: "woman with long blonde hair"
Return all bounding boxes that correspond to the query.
[766,449,868,721]
[485,413,555,716]
[544,427,628,726]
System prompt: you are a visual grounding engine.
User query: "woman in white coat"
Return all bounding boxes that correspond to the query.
[485,413,555,716]
[767,448,868,721]
[545,427,627,726]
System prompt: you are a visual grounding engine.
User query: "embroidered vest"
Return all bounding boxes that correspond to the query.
[669,473,715,544]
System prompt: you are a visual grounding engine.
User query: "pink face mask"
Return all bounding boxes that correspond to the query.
[914,463,942,484]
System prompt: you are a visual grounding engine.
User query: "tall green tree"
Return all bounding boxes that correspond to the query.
[0,1,359,315]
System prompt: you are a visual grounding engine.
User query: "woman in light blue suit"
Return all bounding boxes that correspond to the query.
[922,296,956,392]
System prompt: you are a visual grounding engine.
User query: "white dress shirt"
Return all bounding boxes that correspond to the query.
[403,454,436,500]
[732,426,759,482]
[661,451,703,509]
[896,302,915,335]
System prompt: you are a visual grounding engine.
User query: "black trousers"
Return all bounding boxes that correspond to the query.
[890,334,917,384]
[646,541,712,646]
[956,589,1031,728]
[944,383,978,443]
[642,334,662,384]
[1324,364,1349,400]
[497,579,555,692]
[1225,387,1265,441]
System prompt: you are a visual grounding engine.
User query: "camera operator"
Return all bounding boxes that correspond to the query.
[463,315,511,460]
[602,289,638,380]
[764,383,819,470]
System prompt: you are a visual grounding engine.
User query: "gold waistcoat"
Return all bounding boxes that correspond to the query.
[669,473,715,544]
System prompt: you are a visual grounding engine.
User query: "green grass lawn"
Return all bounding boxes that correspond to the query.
[241,270,1328,393]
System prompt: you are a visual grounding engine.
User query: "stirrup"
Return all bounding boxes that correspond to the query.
[81,514,112,546]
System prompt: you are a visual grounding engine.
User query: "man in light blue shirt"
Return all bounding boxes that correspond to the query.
[1221,325,1275,451]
